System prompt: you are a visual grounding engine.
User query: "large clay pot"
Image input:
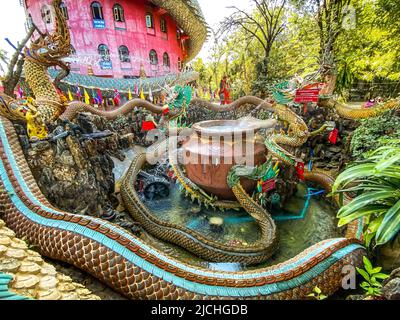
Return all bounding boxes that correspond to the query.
[182,120,274,200]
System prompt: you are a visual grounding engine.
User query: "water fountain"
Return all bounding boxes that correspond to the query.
[182,119,275,200]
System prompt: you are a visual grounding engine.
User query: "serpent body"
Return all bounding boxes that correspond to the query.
[319,97,400,120]
[121,152,278,265]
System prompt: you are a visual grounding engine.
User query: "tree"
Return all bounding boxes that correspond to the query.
[0,50,9,75]
[292,0,352,94]
[1,25,35,97]
[219,0,288,95]
[379,0,400,36]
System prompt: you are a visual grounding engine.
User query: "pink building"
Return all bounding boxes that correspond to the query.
[22,0,190,79]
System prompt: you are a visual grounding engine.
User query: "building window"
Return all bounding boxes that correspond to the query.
[91,2,104,20]
[163,52,170,67]
[160,18,167,33]
[60,2,69,20]
[178,57,182,71]
[98,44,110,61]
[27,14,33,29]
[145,13,154,28]
[113,4,124,22]
[41,5,52,24]
[119,45,130,62]
[149,50,158,65]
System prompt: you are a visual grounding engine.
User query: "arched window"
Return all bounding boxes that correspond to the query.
[60,2,69,20]
[70,45,76,55]
[91,2,104,20]
[113,4,124,22]
[98,44,110,61]
[41,5,52,24]
[149,50,158,65]
[178,57,182,71]
[163,52,170,67]
[119,45,130,62]
[145,13,154,29]
[160,18,167,33]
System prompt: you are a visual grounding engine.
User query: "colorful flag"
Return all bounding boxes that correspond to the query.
[97,89,103,105]
[134,84,139,96]
[140,87,145,100]
[148,86,153,102]
[76,86,82,99]
[114,89,121,106]
[68,89,73,101]
[17,85,23,99]
[92,90,99,105]
[84,89,91,105]
[128,87,133,100]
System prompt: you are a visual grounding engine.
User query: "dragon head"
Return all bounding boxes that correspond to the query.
[27,0,71,69]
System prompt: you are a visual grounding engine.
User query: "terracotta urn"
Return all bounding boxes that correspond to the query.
[181,119,276,200]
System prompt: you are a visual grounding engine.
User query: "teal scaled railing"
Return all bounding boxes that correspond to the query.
[0,273,30,300]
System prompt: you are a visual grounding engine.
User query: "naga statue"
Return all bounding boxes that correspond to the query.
[1,0,399,300]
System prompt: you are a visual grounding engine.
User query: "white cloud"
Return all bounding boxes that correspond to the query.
[0,1,27,55]
[197,0,252,61]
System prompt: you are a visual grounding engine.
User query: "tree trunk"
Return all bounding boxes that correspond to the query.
[1,26,35,98]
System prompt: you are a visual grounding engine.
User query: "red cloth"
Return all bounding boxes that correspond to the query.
[329,128,339,145]
[262,179,276,193]
[296,162,305,181]
[163,107,169,115]
[142,121,156,131]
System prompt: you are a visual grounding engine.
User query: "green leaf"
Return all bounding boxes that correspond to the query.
[338,206,386,227]
[314,287,321,294]
[364,231,376,248]
[376,153,400,171]
[333,163,377,192]
[363,256,374,274]
[376,199,400,246]
[374,273,390,280]
[357,267,370,281]
[337,191,396,218]
[370,267,382,274]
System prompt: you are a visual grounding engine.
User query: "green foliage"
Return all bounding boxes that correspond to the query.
[332,139,400,247]
[307,286,328,300]
[357,256,389,297]
[350,110,400,160]
[195,0,399,97]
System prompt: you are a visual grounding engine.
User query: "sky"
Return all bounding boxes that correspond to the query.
[0,0,250,63]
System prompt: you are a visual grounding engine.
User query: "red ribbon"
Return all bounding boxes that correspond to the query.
[141,121,156,131]
[329,128,339,145]
[296,162,305,181]
[163,107,169,115]
[262,179,276,193]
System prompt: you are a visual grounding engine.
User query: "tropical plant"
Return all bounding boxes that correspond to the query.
[350,110,400,160]
[332,139,400,247]
[356,256,389,297]
[307,286,327,300]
